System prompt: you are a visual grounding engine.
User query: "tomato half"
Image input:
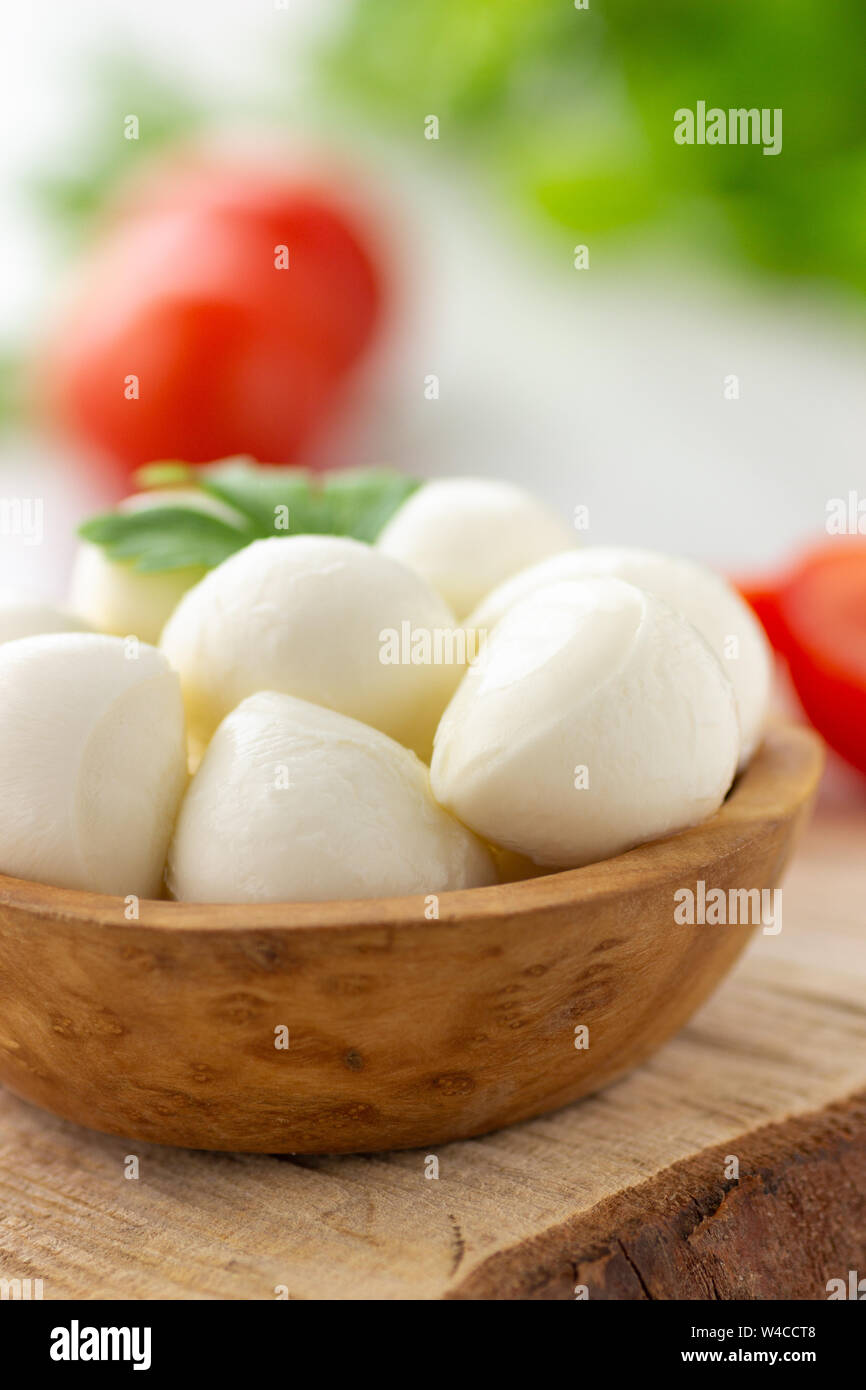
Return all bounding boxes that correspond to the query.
[775,542,866,775]
[735,574,792,656]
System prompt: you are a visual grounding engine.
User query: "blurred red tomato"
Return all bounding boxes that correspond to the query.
[739,541,866,776]
[45,158,383,481]
[775,543,866,776]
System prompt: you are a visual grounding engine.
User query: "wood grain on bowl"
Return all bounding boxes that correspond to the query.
[0,721,823,1153]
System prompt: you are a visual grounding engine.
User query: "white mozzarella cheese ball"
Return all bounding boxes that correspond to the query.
[0,634,187,896]
[160,535,462,758]
[432,577,739,868]
[69,489,243,644]
[0,591,91,643]
[466,546,771,767]
[70,545,204,646]
[167,692,496,903]
[376,476,574,619]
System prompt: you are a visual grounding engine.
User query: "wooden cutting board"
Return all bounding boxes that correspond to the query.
[1,785,864,1300]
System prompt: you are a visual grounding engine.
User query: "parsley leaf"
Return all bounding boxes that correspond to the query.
[78,463,420,573]
[78,506,260,573]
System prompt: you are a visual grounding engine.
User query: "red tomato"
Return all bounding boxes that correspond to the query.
[774,543,866,775]
[45,159,383,482]
[735,574,791,655]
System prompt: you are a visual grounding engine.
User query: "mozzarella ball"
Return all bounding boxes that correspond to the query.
[70,545,204,646]
[432,578,739,868]
[69,488,243,644]
[160,535,462,758]
[0,634,187,896]
[167,692,496,903]
[376,476,574,619]
[466,546,771,767]
[0,591,91,643]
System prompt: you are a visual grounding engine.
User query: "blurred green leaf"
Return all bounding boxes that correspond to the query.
[0,350,24,430]
[26,58,204,243]
[316,0,866,296]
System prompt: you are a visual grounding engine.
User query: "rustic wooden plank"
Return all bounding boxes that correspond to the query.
[0,801,863,1300]
[450,1092,866,1299]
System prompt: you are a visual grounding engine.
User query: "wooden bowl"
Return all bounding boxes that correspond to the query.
[0,721,822,1154]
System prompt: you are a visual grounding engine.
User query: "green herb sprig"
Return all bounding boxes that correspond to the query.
[78,461,420,574]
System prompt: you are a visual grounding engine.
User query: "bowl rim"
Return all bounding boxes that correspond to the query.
[0,721,823,935]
